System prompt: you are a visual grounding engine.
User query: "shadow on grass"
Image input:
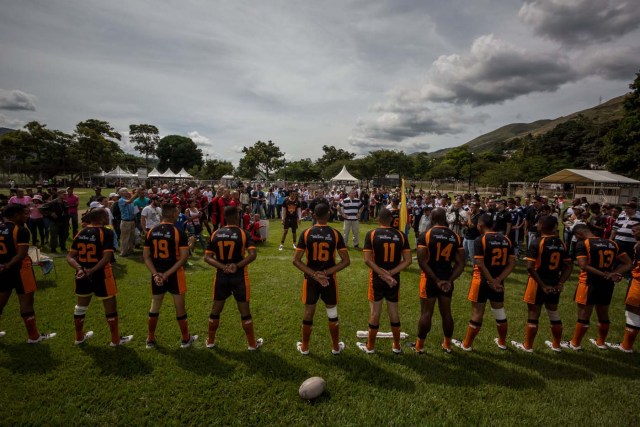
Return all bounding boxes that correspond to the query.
[216,347,311,381]
[35,278,58,290]
[493,350,595,381]
[159,346,236,378]
[81,345,153,378]
[0,341,60,374]
[315,352,416,392]
[554,350,640,378]
[111,262,128,279]
[398,350,546,389]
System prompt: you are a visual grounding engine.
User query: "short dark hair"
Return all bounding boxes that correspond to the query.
[539,215,558,234]
[224,205,239,223]
[430,208,447,226]
[478,213,493,229]
[572,224,590,235]
[162,203,178,218]
[87,208,108,223]
[378,207,393,226]
[314,202,330,219]
[2,204,27,219]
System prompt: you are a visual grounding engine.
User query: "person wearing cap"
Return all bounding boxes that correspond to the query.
[64,187,80,237]
[611,202,640,260]
[28,195,46,246]
[117,187,138,257]
[87,186,102,207]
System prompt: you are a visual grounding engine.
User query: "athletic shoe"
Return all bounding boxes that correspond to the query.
[331,341,346,355]
[392,345,402,355]
[441,344,452,354]
[452,338,472,352]
[292,244,297,249]
[279,244,284,251]
[560,340,581,351]
[205,339,216,349]
[296,341,309,355]
[356,341,375,354]
[511,340,533,353]
[0,331,6,338]
[606,342,633,354]
[110,335,134,347]
[544,340,562,353]
[406,341,424,354]
[494,337,507,350]
[146,339,157,349]
[248,338,264,351]
[588,338,607,350]
[27,332,56,344]
[75,331,94,345]
[181,335,199,348]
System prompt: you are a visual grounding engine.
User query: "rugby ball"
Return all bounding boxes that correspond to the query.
[298,376,326,400]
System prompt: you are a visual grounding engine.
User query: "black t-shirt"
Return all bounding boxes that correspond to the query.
[144,222,189,272]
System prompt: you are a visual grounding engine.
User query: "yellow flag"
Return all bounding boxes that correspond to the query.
[400,178,408,235]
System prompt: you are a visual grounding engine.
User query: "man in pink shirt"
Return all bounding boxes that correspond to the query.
[64,187,80,237]
[9,188,32,207]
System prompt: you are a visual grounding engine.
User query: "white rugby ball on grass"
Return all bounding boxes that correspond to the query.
[299,376,326,400]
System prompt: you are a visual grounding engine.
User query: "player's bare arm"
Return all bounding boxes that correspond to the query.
[293,250,329,287]
[324,248,350,276]
[0,244,29,272]
[387,248,412,277]
[364,251,396,287]
[159,247,190,281]
[417,246,440,283]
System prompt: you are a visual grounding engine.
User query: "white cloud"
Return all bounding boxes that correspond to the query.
[0,89,37,111]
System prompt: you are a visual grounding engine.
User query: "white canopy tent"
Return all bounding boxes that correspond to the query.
[330,165,359,182]
[105,166,136,179]
[161,169,177,178]
[539,169,640,204]
[93,169,106,177]
[147,168,162,178]
[176,168,194,179]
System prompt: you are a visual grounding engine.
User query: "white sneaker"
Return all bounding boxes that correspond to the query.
[606,342,633,353]
[544,340,562,352]
[494,337,507,350]
[296,341,309,355]
[248,338,263,351]
[0,331,6,338]
[75,331,94,345]
[511,340,533,353]
[146,339,157,349]
[205,338,216,349]
[452,338,472,352]
[589,338,607,350]
[560,340,581,351]
[27,332,56,344]
[392,345,402,355]
[356,341,375,354]
[110,335,134,347]
[292,244,297,249]
[181,335,198,348]
[279,244,284,251]
[331,341,346,355]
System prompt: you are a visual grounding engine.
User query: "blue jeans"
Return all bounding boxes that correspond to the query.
[463,238,476,266]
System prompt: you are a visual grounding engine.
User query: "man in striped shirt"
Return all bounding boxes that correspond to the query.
[611,201,640,260]
[340,190,363,248]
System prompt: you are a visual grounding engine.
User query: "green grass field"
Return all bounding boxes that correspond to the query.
[1,190,639,426]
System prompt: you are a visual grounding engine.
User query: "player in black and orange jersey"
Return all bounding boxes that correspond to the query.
[279,192,301,251]
[387,197,401,230]
[412,208,464,354]
[143,203,196,349]
[67,208,133,346]
[204,206,262,351]
[357,208,411,354]
[609,223,640,353]
[0,204,55,343]
[561,224,631,351]
[511,215,572,353]
[452,214,515,351]
[293,202,350,355]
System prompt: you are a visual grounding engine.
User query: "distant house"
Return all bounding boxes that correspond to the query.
[539,169,640,204]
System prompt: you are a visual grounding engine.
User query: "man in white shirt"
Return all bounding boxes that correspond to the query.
[141,197,162,232]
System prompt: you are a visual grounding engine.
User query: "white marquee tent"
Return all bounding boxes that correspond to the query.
[176,168,194,179]
[105,166,136,179]
[161,168,177,178]
[330,165,359,182]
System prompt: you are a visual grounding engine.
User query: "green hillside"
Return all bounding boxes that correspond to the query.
[432,94,626,157]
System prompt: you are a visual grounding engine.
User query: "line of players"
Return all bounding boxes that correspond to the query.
[1,201,639,355]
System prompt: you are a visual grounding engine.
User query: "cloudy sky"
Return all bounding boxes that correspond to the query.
[1,0,638,164]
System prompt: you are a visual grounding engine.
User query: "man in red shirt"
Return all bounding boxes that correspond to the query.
[64,187,80,237]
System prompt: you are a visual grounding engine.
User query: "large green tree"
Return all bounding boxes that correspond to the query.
[238,140,284,179]
[156,135,203,172]
[129,124,159,169]
[315,145,356,171]
[191,159,234,180]
[68,119,123,180]
[277,158,321,182]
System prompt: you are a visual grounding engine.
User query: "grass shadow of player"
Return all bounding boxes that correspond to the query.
[215,347,310,381]
[0,341,60,374]
[158,346,236,378]
[80,344,153,378]
[554,349,640,378]
[492,350,595,381]
[35,278,58,290]
[111,262,128,279]
[314,352,416,392]
[398,350,546,390]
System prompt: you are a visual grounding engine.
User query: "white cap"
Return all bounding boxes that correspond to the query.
[89,201,102,208]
